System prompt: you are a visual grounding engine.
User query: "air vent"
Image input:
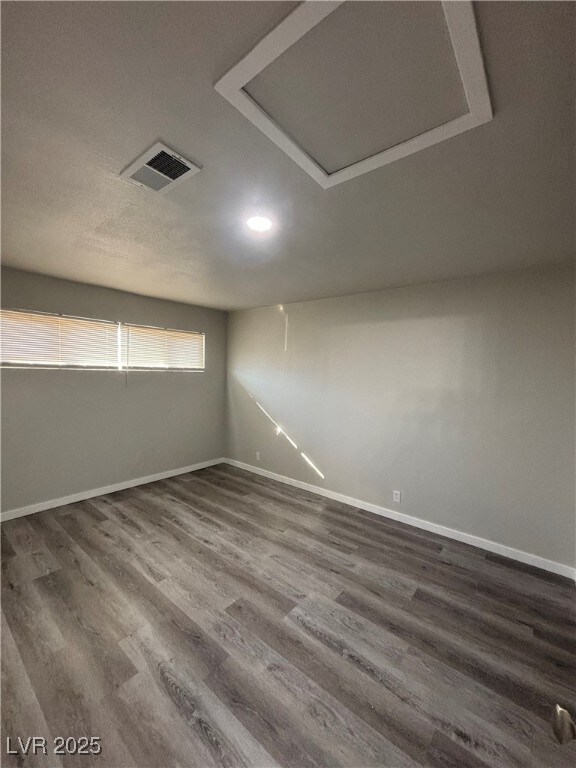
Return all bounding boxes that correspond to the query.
[120,142,201,194]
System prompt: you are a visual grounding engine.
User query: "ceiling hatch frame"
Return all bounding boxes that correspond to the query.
[215,0,492,189]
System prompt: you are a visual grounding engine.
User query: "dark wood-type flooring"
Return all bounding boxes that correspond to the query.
[2,464,575,767]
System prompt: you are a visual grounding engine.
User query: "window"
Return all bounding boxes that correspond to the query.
[123,324,205,370]
[0,309,205,371]
[0,310,120,369]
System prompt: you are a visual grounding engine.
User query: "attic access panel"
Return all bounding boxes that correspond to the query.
[215,0,492,189]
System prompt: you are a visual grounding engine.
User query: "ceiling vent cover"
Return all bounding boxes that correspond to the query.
[120,142,201,194]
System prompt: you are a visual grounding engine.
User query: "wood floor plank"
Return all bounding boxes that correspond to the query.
[288,596,532,768]
[409,586,576,683]
[1,612,63,768]
[2,463,574,767]
[425,731,492,768]
[225,597,434,764]
[205,657,336,768]
[56,510,230,679]
[152,573,422,767]
[33,568,139,698]
[2,550,61,585]
[117,625,279,768]
[2,571,133,767]
[336,587,576,721]
[3,517,43,554]
[159,476,361,563]
[129,497,298,616]
[1,527,16,560]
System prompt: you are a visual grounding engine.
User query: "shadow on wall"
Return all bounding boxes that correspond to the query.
[227,292,561,515]
[226,268,576,567]
[233,382,325,480]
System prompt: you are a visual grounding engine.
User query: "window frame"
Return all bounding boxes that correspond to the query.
[0,308,206,372]
[122,321,206,372]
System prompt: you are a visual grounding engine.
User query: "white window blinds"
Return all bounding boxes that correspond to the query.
[124,324,205,370]
[0,309,205,371]
[0,310,120,369]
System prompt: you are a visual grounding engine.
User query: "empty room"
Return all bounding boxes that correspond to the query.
[1,1,575,767]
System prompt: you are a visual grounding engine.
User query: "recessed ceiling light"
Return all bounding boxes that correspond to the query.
[246,216,273,232]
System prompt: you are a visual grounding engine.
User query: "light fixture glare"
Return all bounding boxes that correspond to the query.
[247,216,272,232]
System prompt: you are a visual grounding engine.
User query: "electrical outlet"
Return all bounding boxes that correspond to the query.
[393,490,401,503]
[255,451,261,461]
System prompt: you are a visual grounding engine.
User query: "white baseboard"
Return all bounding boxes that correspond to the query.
[3,455,573,583]
[0,458,226,522]
[224,459,576,583]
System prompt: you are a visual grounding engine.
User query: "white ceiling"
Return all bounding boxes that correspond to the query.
[2,1,574,310]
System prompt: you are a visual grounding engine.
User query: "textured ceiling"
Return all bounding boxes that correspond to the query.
[245,1,468,173]
[1,1,574,310]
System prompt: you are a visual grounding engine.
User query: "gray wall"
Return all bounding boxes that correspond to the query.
[3,264,574,568]
[227,265,575,567]
[1,268,227,511]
